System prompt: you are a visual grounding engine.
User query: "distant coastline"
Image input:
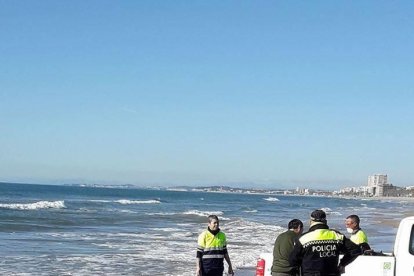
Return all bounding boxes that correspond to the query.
[166,185,414,200]
[2,181,414,200]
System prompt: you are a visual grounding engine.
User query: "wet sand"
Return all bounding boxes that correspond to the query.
[234,267,255,275]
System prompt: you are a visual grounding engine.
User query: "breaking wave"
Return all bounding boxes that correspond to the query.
[0,200,65,210]
[183,210,224,217]
[264,197,279,202]
[116,199,161,204]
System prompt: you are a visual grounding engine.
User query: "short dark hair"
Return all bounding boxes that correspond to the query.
[346,214,360,225]
[208,215,219,223]
[311,209,327,223]
[288,219,303,230]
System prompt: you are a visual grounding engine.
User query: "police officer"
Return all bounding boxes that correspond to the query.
[289,209,361,276]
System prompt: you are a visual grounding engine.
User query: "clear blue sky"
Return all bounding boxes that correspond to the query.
[1,1,414,189]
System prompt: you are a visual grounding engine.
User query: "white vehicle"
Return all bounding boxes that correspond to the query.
[255,216,414,276]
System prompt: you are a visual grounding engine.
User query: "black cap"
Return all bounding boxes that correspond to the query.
[311,209,327,223]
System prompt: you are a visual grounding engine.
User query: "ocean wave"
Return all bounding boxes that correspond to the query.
[220,219,285,269]
[116,199,161,204]
[166,188,188,192]
[264,197,279,202]
[145,210,229,220]
[320,207,342,216]
[151,227,181,232]
[321,207,332,213]
[244,210,258,213]
[183,210,224,217]
[146,212,177,216]
[0,200,65,210]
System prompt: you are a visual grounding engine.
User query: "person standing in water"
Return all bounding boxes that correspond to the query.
[196,215,234,276]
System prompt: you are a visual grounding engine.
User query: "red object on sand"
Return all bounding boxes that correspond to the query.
[256,258,265,276]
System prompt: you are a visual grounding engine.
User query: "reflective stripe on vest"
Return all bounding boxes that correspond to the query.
[202,254,225,259]
[197,230,227,257]
[299,229,344,248]
[197,230,227,271]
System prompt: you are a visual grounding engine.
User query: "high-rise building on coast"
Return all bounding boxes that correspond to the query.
[335,174,409,198]
[367,174,395,196]
[367,174,388,187]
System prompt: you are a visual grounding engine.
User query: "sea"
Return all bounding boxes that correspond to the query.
[1,182,413,276]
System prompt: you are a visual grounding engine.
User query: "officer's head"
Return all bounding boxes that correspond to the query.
[310,209,327,225]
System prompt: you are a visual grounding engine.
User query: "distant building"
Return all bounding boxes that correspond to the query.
[335,174,410,198]
[295,187,309,195]
[368,174,388,187]
[367,174,395,197]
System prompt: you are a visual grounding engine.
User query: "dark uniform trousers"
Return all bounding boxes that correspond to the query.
[272,272,299,276]
[302,273,339,276]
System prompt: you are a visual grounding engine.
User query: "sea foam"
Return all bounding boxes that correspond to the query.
[264,197,279,202]
[183,210,224,217]
[0,200,65,210]
[116,199,161,204]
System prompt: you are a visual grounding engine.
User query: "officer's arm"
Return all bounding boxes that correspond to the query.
[359,242,371,252]
[339,237,362,267]
[288,238,303,268]
[196,233,205,276]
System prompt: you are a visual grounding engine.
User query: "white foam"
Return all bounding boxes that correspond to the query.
[116,199,160,204]
[171,231,193,238]
[319,207,342,216]
[264,197,279,202]
[0,200,65,210]
[35,219,286,275]
[151,227,181,232]
[183,210,224,217]
[218,219,285,270]
[146,212,177,216]
[166,188,188,192]
[321,207,332,212]
[119,209,137,213]
[328,211,342,216]
[243,209,258,213]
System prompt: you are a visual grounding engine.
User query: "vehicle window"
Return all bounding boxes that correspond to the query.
[410,225,414,255]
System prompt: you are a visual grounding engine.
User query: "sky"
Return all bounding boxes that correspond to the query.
[1,1,414,190]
